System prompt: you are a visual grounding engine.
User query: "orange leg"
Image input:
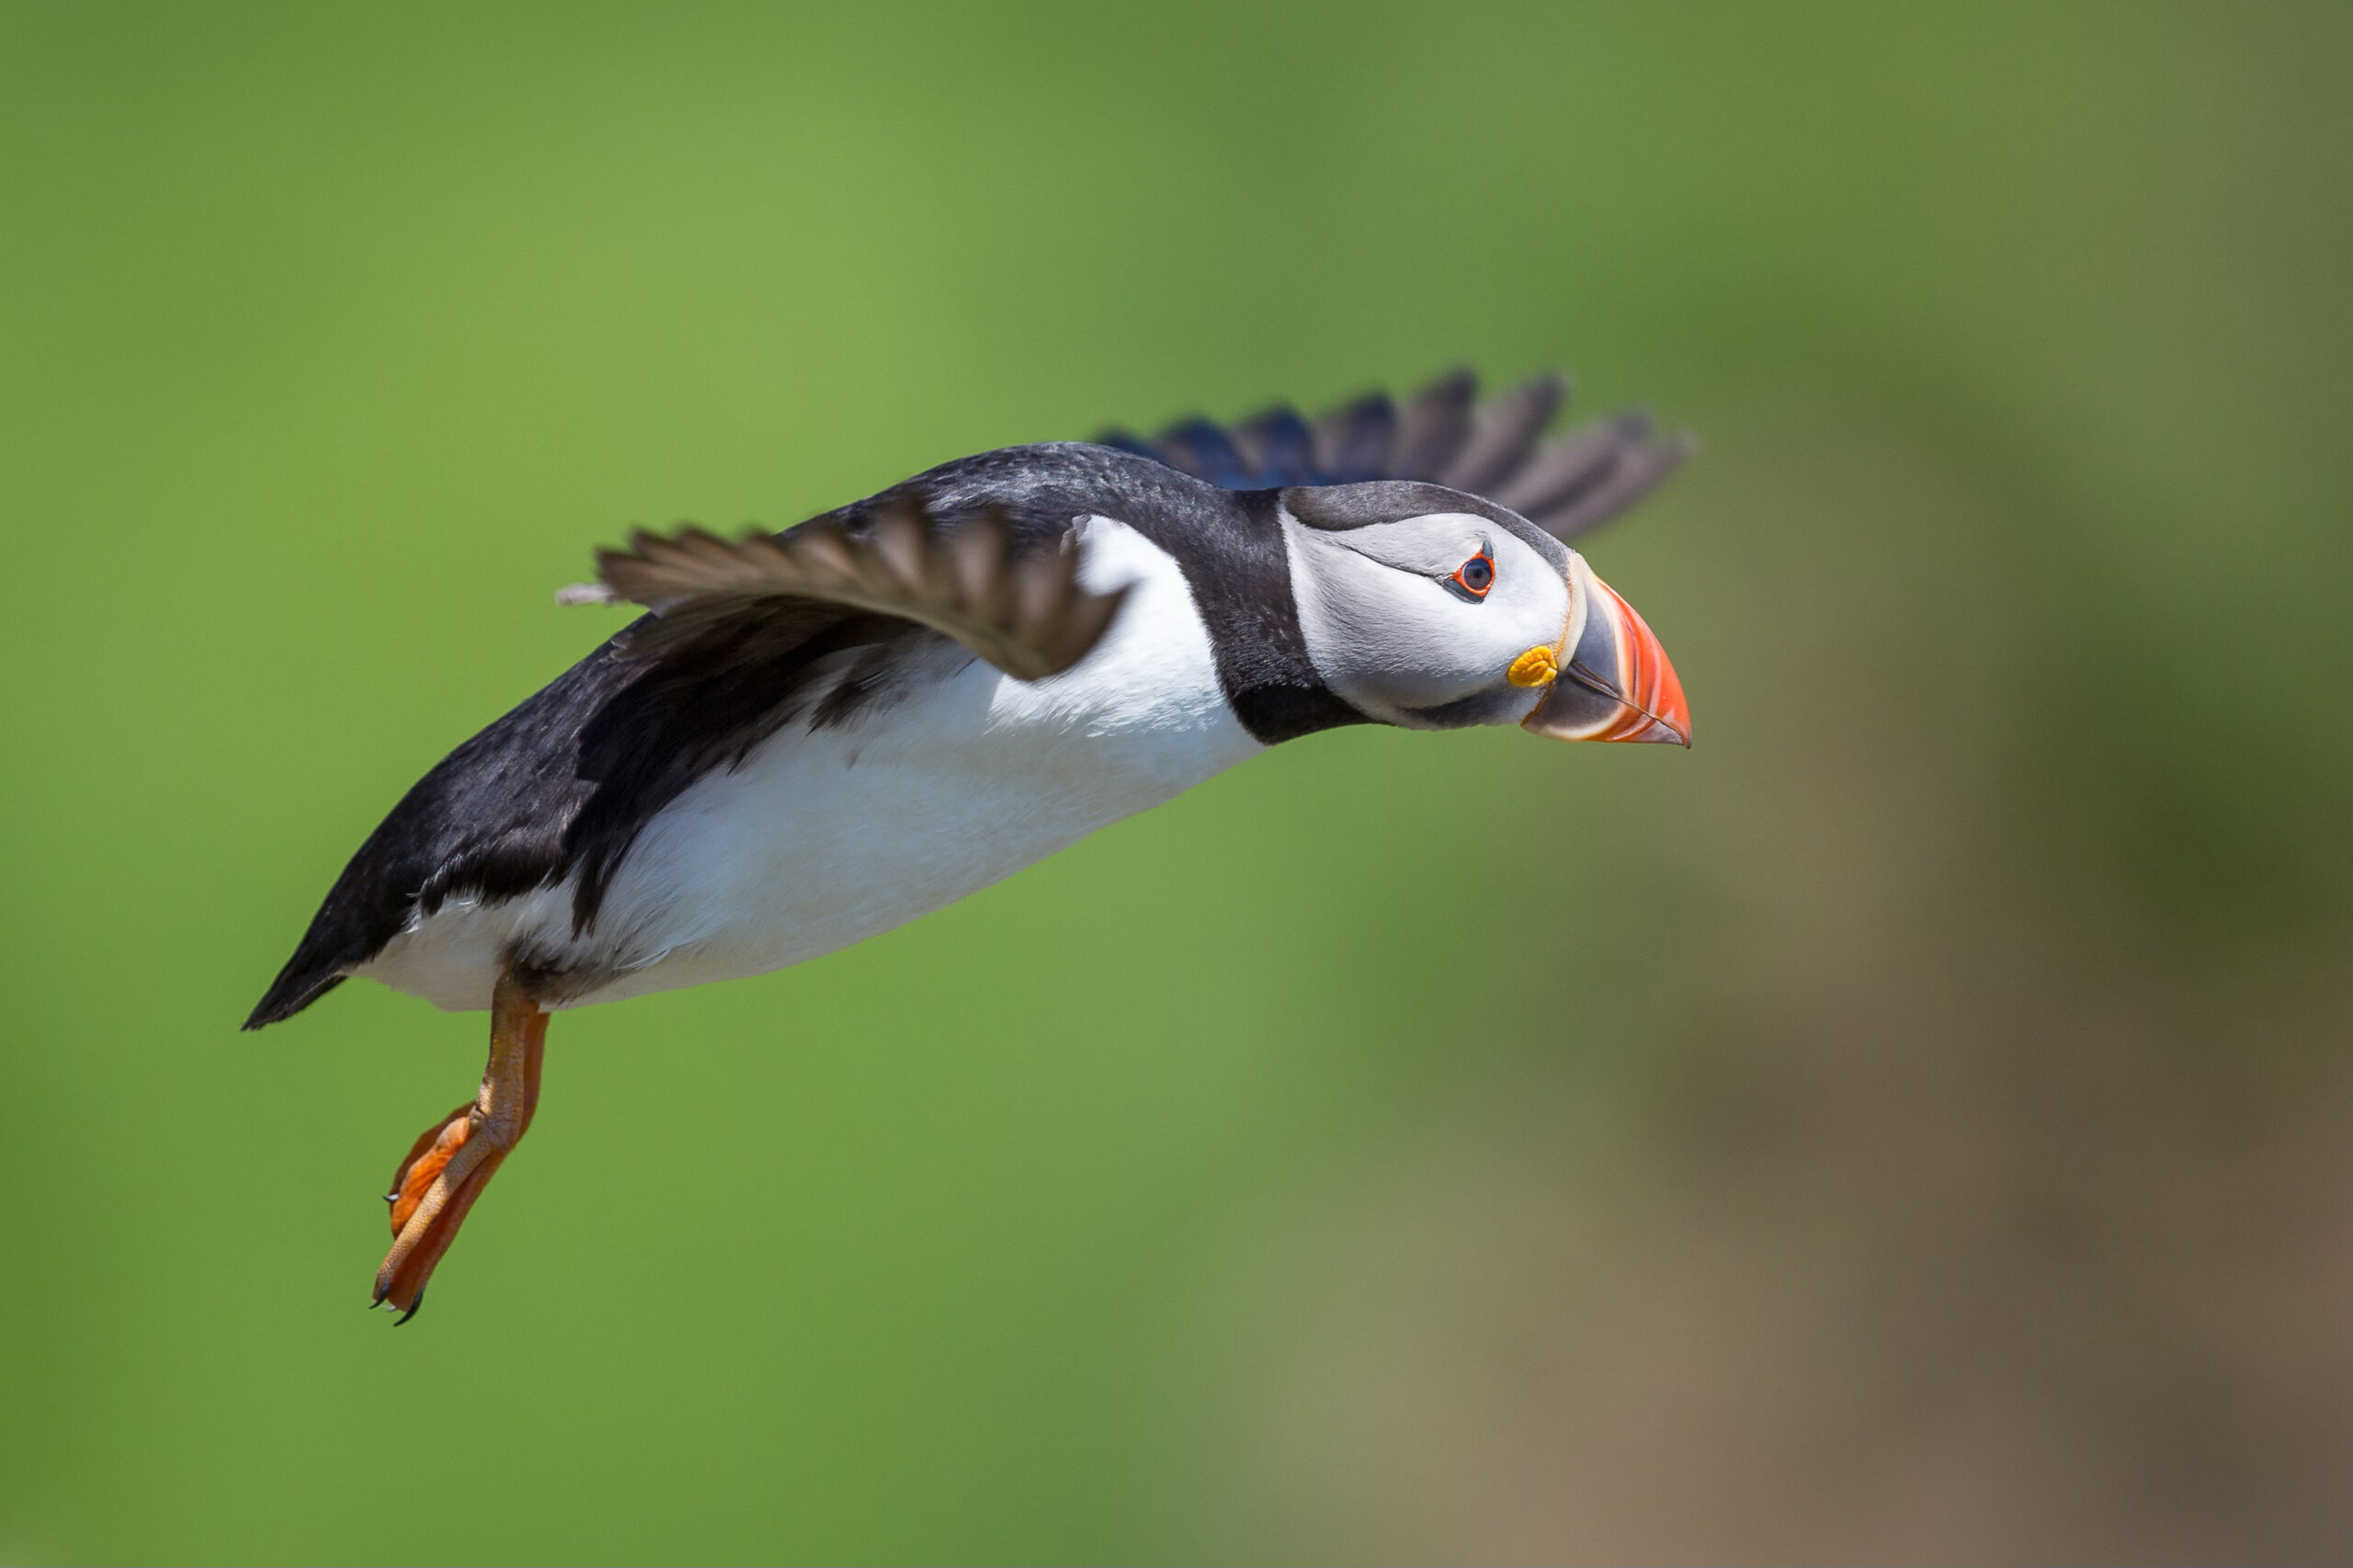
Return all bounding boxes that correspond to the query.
[374,972,547,1323]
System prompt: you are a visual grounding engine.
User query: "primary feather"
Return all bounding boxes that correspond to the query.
[1103,367,1690,539]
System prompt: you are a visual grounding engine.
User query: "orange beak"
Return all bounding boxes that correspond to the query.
[1520,562,1690,747]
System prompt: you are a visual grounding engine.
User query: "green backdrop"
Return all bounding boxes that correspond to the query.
[3,5,2346,1562]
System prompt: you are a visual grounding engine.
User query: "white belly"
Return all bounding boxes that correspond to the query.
[356,517,1262,1012]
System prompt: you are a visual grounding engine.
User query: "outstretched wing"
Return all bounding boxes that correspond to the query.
[523,496,1128,938]
[577,494,1129,683]
[1098,368,1693,541]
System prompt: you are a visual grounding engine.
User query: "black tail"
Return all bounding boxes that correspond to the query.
[244,950,349,1029]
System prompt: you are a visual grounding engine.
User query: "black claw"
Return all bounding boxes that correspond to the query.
[393,1292,423,1326]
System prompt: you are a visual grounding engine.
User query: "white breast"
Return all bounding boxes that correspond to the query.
[358,517,1263,1012]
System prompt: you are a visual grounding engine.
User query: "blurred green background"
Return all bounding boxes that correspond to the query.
[2,4,2346,1562]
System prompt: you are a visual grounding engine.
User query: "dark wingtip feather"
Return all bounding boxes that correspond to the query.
[1391,367,1481,481]
[1159,415,1262,488]
[1438,369,1570,496]
[1231,405,1318,486]
[1313,391,1397,481]
[1097,367,1690,539]
[1527,422,1697,540]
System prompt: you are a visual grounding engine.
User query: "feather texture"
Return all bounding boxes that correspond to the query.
[596,497,1129,684]
[1105,368,1691,540]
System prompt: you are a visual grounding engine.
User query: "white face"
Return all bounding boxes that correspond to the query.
[1280,502,1577,729]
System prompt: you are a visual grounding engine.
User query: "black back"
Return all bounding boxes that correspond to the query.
[244,445,1352,1028]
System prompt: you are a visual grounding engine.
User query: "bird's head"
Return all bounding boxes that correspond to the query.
[1280,481,1689,745]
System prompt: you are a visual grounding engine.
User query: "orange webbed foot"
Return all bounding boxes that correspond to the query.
[373,1102,502,1323]
[371,977,546,1324]
[386,1102,475,1234]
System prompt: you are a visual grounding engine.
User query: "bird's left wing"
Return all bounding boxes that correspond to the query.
[1099,367,1693,543]
[574,495,1128,683]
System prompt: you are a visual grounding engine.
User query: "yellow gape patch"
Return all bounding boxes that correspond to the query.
[1507,644,1560,687]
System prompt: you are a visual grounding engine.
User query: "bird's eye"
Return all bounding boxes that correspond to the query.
[1444,547,1495,602]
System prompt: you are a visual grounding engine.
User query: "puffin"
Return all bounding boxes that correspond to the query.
[245,368,1693,1322]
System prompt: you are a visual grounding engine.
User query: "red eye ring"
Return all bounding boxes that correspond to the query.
[1448,547,1495,600]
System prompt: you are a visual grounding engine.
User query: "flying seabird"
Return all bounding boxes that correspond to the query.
[245,368,1694,1321]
